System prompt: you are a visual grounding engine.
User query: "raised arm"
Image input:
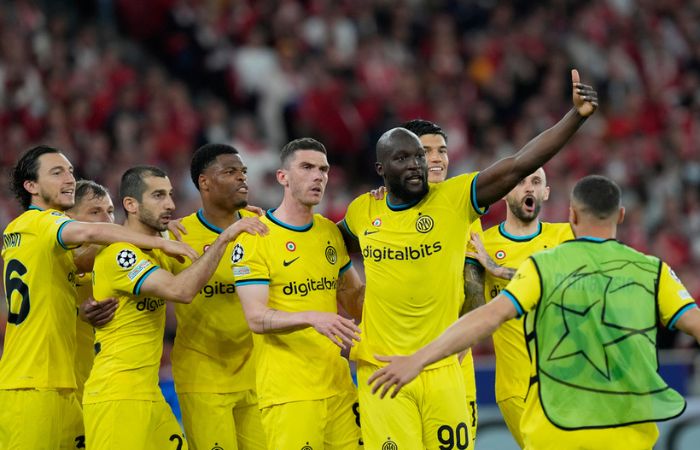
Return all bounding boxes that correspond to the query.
[475,69,597,208]
[236,283,361,349]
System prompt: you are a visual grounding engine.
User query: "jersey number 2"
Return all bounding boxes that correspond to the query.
[4,259,30,325]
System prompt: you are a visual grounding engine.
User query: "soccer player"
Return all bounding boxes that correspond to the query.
[369,175,700,450]
[65,180,118,404]
[340,69,597,448]
[0,146,197,449]
[402,118,480,443]
[83,165,267,450]
[464,167,572,448]
[233,138,364,449]
[170,143,266,450]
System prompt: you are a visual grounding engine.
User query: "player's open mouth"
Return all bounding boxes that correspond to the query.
[406,174,424,184]
[428,166,443,173]
[523,196,535,212]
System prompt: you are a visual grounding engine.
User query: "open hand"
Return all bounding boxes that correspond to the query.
[308,311,361,349]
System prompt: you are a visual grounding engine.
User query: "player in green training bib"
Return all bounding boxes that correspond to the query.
[368,175,700,450]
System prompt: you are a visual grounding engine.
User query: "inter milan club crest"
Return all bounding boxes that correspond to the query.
[325,243,338,264]
[301,442,313,450]
[116,249,137,268]
[382,438,398,450]
[495,250,506,260]
[231,243,244,263]
[211,443,224,450]
[415,213,434,233]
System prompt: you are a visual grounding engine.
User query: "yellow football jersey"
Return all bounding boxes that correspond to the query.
[466,220,573,401]
[170,209,257,394]
[232,211,355,409]
[342,172,484,367]
[74,271,95,402]
[505,242,697,449]
[84,243,173,403]
[0,207,78,389]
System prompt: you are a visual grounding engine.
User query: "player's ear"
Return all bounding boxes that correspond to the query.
[617,207,625,225]
[198,174,208,191]
[276,168,288,187]
[543,185,550,202]
[569,205,577,226]
[375,161,384,177]
[122,196,138,215]
[23,179,39,196]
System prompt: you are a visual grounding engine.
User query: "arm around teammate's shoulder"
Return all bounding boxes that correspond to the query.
[60,221,199,262]
[138,217,268,303]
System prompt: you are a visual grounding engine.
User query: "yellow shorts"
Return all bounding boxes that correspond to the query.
[497,396,525,448]
[178,390,265,450]
[460,350,479,445]
[83,399,188,450]
[260,388,361,449]
[358,360,473,450]
[0,389,84,449]
[521,388,658,450]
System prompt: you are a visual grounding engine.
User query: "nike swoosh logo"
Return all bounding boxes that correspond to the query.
[364,230,379,235]
[283,257,300,267]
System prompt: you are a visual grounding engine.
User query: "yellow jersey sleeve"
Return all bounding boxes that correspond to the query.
[93,244,160,298]
[658,262,697,329]
[502,258,541,317]
[232,232,270,285]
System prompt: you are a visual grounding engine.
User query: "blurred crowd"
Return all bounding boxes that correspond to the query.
[1,0,699,350]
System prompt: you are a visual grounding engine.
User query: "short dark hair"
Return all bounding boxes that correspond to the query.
[119,165,168,204]
[401,119,448,142]
[10,145,63,210]
[280,138,326,167]
[571,175,621,219]
[190,143,239,190]
[74,180,109,205]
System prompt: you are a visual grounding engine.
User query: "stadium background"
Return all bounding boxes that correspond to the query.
[0,0,698,447]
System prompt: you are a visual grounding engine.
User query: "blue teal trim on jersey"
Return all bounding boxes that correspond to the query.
[502,289,524,317]
[668,303,697,330]
[28,205,43,211]
[235,279,270,286]
[577,236,608,242]
[339,260,353,275]
[266,209,313,231]
[498,221,543,242]
[470,174,489,215]
[465,257,483,268]
[386,196,420,211]
[197,208,223,234]
[56,219,76,250]
[133,265,160,295]
[340,219,357,239]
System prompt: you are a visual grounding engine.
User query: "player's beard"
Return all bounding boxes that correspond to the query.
[387,176,428,204]
[507,196,542,223]
[139,208,169,232]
